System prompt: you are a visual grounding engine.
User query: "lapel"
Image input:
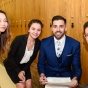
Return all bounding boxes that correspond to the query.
[20,35,28,59]
[21,35,39,58]
[48,36,59,63]
[32,39,38,55]
[61,36,70,63]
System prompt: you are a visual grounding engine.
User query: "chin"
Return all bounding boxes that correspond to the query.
[55,36,62,40]
[32,36,38,39]
[1,30,6,33]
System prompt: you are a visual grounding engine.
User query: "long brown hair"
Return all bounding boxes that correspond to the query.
[0,10,11,59]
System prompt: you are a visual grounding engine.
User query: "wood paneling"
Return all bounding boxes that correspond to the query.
[0,0,88,86]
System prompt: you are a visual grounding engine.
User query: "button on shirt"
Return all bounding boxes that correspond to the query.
[54,35,66,57]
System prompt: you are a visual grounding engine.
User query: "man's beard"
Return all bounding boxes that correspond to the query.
[54,31,64,40]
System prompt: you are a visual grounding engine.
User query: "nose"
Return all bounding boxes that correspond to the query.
[57,27,60,31]
[34,29,38,34]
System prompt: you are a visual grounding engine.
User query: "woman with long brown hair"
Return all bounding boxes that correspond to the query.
[0,10,10,59]
[0,10,15,88]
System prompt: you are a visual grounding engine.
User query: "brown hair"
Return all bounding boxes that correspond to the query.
[0,10,11,59]
[28,19,43,29]
[83,21,88,33]
[50,15,66,27]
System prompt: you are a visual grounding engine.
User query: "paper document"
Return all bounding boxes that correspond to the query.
[45,77,71,88]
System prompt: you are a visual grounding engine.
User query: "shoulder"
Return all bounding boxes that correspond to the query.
[13,34,28,42]
[11,34,27,45]
[66,36,80,43]
[66,36,80,46]
[42,36,53,42]
[14,34,27,40]
[36,38,41,45]
[40,36,53,46]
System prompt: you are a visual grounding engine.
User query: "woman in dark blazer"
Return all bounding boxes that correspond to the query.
[4,19,43,88]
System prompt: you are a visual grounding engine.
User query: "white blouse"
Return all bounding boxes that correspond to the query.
[20,46,34,64]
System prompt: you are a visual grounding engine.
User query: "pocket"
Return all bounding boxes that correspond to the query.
[67,54,72,56]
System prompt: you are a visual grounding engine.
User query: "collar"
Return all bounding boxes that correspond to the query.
[54,35,66,45]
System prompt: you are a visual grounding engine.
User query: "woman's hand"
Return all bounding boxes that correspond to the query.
[18,71,25,83]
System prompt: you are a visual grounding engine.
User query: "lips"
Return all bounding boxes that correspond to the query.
[0,27,6,29]
[32,33,39,38]
[55,31,62,35]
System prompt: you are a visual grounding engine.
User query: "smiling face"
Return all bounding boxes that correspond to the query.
[28,23,42,39]
[0,12,8,33]
[51,20,67,40]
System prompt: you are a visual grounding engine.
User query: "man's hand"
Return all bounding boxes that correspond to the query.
[69,77,78,88]
[39,73,47,85]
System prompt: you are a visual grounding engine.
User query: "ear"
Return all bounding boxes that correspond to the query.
[50,23,53,32]
[65,26,67,31]
[51,26,53,32]
[50,23,52,28]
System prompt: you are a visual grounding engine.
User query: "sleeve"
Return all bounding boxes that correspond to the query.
[7,36,22,74]
[72,42,82,81]
[37,40,46,75]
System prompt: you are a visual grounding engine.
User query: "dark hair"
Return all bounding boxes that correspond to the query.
[28,19,43,29]
[0,10,8,21]
[51,15,66,26]
[83,21,88,33]
[0,10,11,59]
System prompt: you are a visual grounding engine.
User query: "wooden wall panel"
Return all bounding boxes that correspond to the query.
[79,0,88,85]
[1,0,88,86]
[24,0,34,33]
[10,0,16,41]
[15,0,21,35]
[45,0,65,37]
[19,0,26,34]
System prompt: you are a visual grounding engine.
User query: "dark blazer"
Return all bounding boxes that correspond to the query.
[38,35,82,80]
[4,34,41,74]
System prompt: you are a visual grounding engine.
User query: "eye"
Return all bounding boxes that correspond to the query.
[4,20,8,22]
[0,18,8,22]
[37,29,41,32]
[53,25,57,28]
[32,27,35,30]
[84,34,88,37]
[0,20,8,22]
[60,25,64,28]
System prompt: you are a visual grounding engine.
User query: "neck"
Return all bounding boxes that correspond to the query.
[28,35,35,43]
